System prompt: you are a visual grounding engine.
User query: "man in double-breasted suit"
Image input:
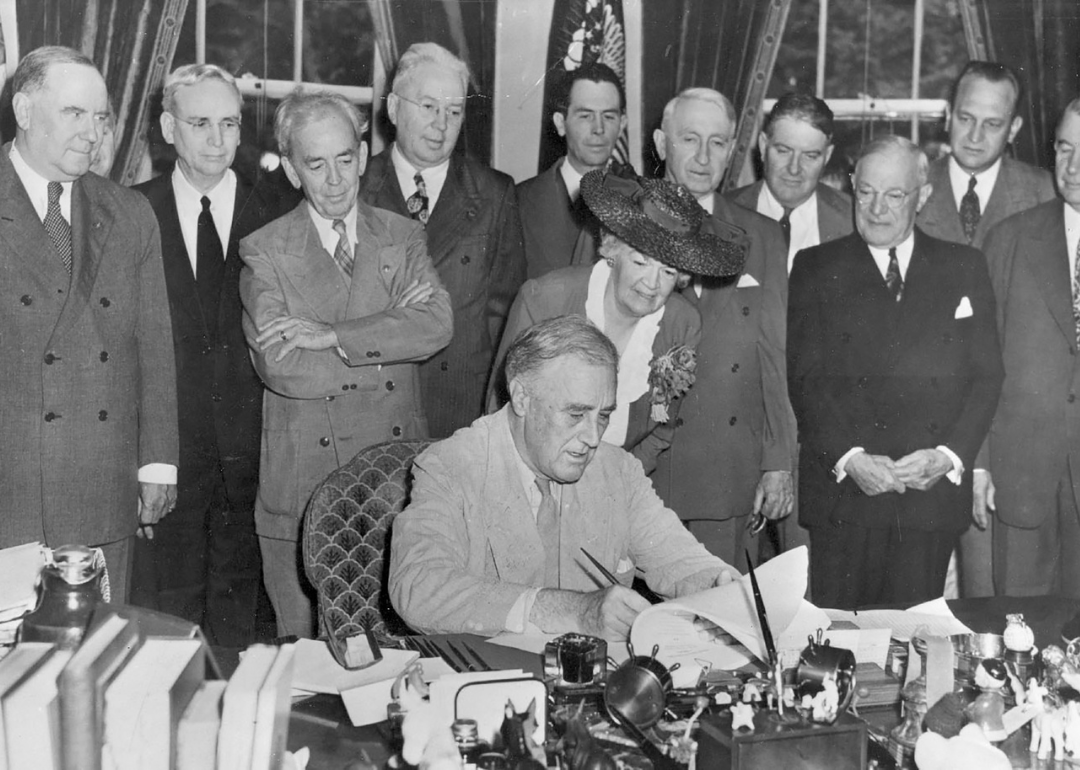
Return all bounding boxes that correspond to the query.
[788,136,1003,608]
[650,88,797,572]
[727,93,853,272]
[915,61,1056,598]
[517,62,627,279]
[0,47,178,603]
[240,89,453,637]
[359,42,525,439]
[131,64,281,646]
[977,100,1080,597]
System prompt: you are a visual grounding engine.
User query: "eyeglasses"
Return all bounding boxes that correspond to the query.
[852,183,918,210]
[171,114,242,137]
[393,92,465,124]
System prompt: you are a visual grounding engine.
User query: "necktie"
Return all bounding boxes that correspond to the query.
[406,171,429,226]
[331,219,354,278]
[885,246,903,302]
[44,182,72,275]
[1072,238,1080,345]
[196,196,225,330]
[535,477,560,587]
[779,206,793,249]
[960,175,980,244]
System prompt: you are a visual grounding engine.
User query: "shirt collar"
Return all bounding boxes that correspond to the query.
[695,192,715,215]
[391,143,450,196]
[867,231,916,278]
[759,181,817,221]
[171,165,235,209]
[948,155,1002,211]
[558,156,589,202]
[10,142,73,222]
[307,201,359,254]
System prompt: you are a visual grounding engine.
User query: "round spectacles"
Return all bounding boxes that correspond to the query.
[171,114,242,137]
[852,184,918,210]
[392,92,465,124]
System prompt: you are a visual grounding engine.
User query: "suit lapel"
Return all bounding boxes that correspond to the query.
[1024,205,1073,342]
[918,160,965,243]
[345,203,401,319]
[277,204,350,321]
[696,194,745,321]
[363,151,410,218]
[426,155,480,263]
[0,148,62,287]
[151,176,205,332]
[52,178,110,343]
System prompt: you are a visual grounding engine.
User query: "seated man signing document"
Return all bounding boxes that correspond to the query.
[389,315,736,641]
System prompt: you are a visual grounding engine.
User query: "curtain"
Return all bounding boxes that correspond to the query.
[369,0,496,164]
[641,0,792,188]
[15,0,189,185]
[971,0,1080,170]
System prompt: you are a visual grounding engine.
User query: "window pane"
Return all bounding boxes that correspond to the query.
[302,0,375,86]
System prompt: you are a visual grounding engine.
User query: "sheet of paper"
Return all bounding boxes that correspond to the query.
[822,628,892,669]
[825,603,972,642]
[290,639,418,694]
[487,631,554,655]
[629,547,830,676]
[0,542,45,618]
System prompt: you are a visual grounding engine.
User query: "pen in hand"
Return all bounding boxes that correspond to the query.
[580,547,662,605]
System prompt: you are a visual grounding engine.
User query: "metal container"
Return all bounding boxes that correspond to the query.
[604,642,678,730]
[952,633,1005,685]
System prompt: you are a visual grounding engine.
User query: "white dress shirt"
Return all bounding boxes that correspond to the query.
[756,183,821,272]
[307,202,359,266]
[9,144,177,486]
[833,232,963,485]
[558,155,587,202]
[171,166,236,277]
[391,144,450,213]
[948,155,1001,213]
[1065,202,1080,280]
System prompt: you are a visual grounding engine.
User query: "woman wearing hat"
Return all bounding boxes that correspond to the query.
[488,169,746,473]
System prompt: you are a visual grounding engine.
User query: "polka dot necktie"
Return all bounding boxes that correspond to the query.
[44,182,72,274]
[885,247,903,302]
[406,171,429,226]
[960,175,980,244]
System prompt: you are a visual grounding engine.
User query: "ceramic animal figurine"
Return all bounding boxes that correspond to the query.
[731,702,755,731]
[499,698,546,769]
[810,672,840,724]
[965,659,1008,742]
[398,679,460,770]
[1029,682,1067,761]
[557,704,617,770]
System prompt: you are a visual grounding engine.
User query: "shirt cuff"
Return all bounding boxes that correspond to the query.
[834,447,864,483]
[505,587,542,633]
[936,445,963,484]
[336,346,350,364]
[138,463,177,485]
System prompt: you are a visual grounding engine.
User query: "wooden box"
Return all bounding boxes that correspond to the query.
[695,710,867,769]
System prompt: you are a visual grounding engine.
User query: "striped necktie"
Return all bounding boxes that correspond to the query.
[331,219,354,278]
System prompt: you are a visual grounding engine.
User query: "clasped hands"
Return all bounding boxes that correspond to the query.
[844,448,953,497]
[255,279,435,362]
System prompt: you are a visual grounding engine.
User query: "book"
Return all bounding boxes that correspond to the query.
[216,645,279,770]
[175,680,226,770]
[0,643,55,770]
[3,646,74,770]
[249,644,296,770]
[100,638,204,770]
[58,612,141,770]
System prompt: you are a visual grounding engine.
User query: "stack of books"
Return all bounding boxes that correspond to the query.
[0,608,295,770]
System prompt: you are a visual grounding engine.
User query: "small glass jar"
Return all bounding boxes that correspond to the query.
[452,718,483,769]
[19,545,104,649]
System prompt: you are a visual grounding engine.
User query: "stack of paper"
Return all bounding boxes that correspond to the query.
[0,543,47,644]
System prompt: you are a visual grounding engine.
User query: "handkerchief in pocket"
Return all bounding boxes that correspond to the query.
[954,296,973,319]
[615,558,634,575]
[736,273,760,288]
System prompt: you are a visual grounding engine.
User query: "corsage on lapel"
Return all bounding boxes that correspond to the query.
[648,345,697,423]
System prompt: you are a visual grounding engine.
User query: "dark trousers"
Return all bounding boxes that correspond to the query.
[809,520,956,609]
[130,478,262,646]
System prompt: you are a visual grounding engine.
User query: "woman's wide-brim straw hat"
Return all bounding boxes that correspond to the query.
[580,169,748,278]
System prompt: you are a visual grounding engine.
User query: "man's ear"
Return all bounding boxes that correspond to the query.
[1007,114,1024,145]
[652,128,667,162]
[757,130,769,160]
[508,376,530,417]
[823,143,835,168]
[12,92,31,132]
[281,156,302,190]
[553,111,567,138]
[386,92,400,128]
[358,140,369,177]
[160,111,176,147]
[916,182,933,212]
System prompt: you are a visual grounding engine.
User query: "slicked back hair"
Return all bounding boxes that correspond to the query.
[392,41,470,96]
[951,61,1023,118]
[274,89,369,159]
[660,88,737,135]
[504,315,618,389]
[163,63,242,114]
[553,62,626,115]
[855,134,929,186]
[12,46,98,96]
[764,92,835,142]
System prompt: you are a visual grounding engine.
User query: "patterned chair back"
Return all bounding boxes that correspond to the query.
[302,439,430,647]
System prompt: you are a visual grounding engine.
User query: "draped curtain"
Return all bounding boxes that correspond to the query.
[15,0,189,186]
[641,0,792,188]
[369,0,496,165]
[969,0,1080,170]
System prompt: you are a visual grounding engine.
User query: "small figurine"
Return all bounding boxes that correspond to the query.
[557,704,617,770]
[714,691,733,706]
[500,699,546,769]
[964,659,1009,742]
[810,672,840,724]
[1003,614,1035,653]
[398,679,460,770]
[741,681,762,703]
[1029,681,1067,761]
[914,723,1011,770]
[731,702,756,732]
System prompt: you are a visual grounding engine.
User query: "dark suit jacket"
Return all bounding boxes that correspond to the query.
[487,265,702,474]
[917,155,1055,249]
[240,200,453,540]
[788,229,1004,533]
[726,180,854,247]
[517,158,603,279]
[980,201,1080,527]
[358,150,526,438]
[134,170,278,516]
[0,145,178,547]
[653,196,798,521]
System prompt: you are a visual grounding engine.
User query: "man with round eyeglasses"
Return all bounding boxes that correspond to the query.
[360,42,525,440]
[787,135,1003,609]
[131,63,283,645]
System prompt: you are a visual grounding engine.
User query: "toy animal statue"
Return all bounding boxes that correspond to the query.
[398,679,460,770]
[556,704,617,770]
[1029,682,1067,761]
[499,698,546,769]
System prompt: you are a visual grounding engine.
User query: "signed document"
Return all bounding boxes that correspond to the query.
[629,547,829,681]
